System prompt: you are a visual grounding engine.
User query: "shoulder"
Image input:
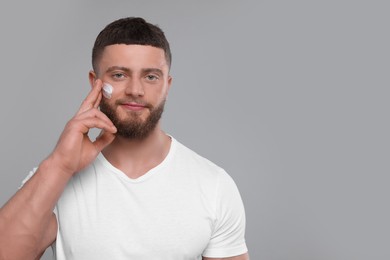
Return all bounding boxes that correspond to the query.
[172,137,226,175]
[170,137,237,193]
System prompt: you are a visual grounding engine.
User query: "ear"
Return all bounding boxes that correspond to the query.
[164,75,173,100]
[88,70,97,89]
[167,75,173,92]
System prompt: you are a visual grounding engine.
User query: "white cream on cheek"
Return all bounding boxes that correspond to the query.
[102,83,113,99]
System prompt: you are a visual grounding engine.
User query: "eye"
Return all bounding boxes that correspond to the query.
[112,73,125,79]
[145,74,159,81]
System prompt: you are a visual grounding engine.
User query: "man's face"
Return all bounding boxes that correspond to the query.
[94,44,172,140]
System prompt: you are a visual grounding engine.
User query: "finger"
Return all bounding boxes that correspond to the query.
[75,108,115,128]
[93,130,116,152]
[77,79,103,115]
[75,117,117,135]
[93,91,102,109]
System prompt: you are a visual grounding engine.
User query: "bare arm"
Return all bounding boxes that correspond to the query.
[0,80,116,259]
[203,252,249,260]
[0,164,68,259]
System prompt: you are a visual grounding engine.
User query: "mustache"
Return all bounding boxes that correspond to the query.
[114,98,153,109]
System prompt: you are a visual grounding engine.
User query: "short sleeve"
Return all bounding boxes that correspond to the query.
[202,170,248,258]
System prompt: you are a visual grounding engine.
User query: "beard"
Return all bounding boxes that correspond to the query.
[100,98,165,140]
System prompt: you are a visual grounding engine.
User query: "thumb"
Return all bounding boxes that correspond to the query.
[94,130,116,152]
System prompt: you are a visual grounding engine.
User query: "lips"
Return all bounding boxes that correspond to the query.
[121,102,147,111]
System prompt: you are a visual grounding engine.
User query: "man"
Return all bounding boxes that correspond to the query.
[0,17,248,259]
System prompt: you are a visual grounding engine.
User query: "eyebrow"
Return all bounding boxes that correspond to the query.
[105,66,164,76]
[106,66,130,74]
[142,68,163,76]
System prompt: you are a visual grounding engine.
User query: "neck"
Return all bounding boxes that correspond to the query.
[101,124,171,179]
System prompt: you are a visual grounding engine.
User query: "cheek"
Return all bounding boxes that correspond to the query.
[150,92,167,106]
[156,84,170,98]
[99,98,112,111]
[102,81,126,100]
[102,83,113,99]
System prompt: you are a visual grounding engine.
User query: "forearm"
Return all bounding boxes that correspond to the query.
[0,156,72,258]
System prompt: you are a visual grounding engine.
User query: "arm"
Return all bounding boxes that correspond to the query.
[203,252,250,260]
[0,80,116,260]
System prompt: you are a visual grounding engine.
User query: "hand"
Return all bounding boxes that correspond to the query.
[48,79,117,176]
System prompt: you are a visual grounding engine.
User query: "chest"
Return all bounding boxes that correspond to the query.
[55,171,215,259]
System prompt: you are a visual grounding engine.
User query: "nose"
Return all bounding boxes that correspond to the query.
[125,78,145,97]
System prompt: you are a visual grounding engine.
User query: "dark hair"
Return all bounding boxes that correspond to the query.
[92,17,171,72]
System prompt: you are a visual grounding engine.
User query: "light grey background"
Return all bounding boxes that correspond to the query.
[0,0,389,259]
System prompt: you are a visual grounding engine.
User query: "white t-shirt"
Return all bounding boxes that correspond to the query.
[24,137,247,259]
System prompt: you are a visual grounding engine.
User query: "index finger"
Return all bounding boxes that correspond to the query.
[77,79,103,115]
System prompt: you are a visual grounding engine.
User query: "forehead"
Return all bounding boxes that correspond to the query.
[99,44,168,73]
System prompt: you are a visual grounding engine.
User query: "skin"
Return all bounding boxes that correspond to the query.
[0,44,248,260]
